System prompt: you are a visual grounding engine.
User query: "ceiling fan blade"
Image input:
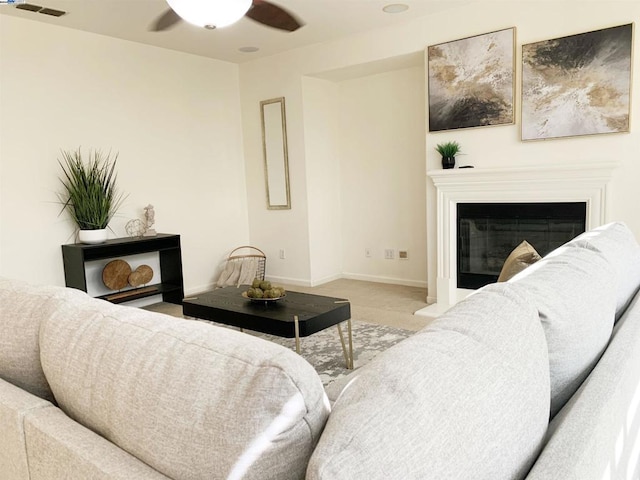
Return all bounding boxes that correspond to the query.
[150,8,182,32]
[245,0,304,32]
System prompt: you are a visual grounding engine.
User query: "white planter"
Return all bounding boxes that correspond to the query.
[78,229,108,244]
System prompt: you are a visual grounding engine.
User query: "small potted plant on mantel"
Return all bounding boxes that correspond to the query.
[435,141,461,169]
[57,148,126,244]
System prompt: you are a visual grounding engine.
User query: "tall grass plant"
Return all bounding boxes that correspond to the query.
[58,148,126,230]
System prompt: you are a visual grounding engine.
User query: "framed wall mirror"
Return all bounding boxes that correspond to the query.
[260,97,291,210]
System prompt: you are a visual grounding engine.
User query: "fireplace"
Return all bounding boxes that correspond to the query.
[457,202,586,289]
[415,163,617,320]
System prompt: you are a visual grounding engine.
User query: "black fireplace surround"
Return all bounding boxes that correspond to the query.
[457,202,586,289]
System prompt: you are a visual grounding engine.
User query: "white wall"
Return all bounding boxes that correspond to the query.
[239,56,312,285]
[3,2,638,298]
[240,60,426,287]
[301,77,343,285]
[239,1,640,298]
[337,66,427,287]
[0,16,249,294]
[239,40,430,287]
[423,2,640,301]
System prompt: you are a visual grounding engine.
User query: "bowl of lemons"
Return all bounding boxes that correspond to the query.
[242,279,286,302]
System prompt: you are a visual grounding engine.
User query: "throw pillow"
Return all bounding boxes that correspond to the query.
[498,240,542,282]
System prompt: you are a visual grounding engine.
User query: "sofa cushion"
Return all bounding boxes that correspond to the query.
[307,284,550,480]
[498,240,542,282]
[566,221,640,319]
[0,277,92,402]
[38,297,329,480]
[508,245,617,418]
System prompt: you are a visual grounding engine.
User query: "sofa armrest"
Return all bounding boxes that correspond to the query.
[526,291,640,480]
[24,406,170,480]
[0,378,52,480]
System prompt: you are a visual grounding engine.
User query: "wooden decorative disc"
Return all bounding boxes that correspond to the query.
[128,271,143,288]
[128,264,153,287]
[102,260,132,290]
[137,265,154,284]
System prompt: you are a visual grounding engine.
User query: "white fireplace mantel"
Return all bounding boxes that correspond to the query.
[415,162,619,320]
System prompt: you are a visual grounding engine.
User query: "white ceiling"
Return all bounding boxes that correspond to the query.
[0,0,471,63]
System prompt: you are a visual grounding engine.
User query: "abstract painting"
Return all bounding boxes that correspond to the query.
[428,27,515,132]
[522,24,633,141]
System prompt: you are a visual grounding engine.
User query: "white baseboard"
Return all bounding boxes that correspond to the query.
[187,275,428,294]
[264,276,314,287]
[341,272,428,289]
[265,273,351,287]
[309,273,343,287]
[184,282,217,297]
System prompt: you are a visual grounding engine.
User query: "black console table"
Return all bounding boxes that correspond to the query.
[62,234,184,305]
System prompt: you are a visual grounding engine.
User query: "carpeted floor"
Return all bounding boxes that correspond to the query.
[278,279,430,332]
[144,279,430,385]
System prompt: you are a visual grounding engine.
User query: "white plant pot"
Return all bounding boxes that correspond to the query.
[78,228,108,244]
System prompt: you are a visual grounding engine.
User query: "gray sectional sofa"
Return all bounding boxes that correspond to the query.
[2,221,640,479]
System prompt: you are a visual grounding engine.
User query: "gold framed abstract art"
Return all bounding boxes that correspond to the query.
[428,27,516,132]
[522,23,633,141]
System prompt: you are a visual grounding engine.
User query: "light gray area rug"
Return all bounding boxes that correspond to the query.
[191,318,413,387]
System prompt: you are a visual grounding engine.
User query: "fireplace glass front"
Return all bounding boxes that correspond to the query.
[457,202,586,289]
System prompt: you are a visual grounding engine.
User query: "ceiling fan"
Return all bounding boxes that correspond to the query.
[151,0,304,32]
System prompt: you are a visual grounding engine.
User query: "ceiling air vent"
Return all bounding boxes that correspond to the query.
[15,3,65,17]
[39,7,65,16]
[15,2,40,11]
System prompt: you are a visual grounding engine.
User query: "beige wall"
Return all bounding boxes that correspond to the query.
[239,55,312,284]
[337,66,427,287]
[2,2,638,297]
[302,77,343,284]
[0,15,249,294]
[240,51,429,287]
[240,1,640,296]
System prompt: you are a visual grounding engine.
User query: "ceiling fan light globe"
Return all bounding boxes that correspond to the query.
[166,0,252,29]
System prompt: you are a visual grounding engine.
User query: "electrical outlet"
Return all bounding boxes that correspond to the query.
[279,249,286,259]
[384,249,394,260]
[365,248,372,258]
[399,250,408,260]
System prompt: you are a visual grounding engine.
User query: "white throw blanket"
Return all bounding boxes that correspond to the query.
[216,257,259,287]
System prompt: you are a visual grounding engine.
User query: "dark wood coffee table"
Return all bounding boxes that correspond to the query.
[182,287,353,369]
